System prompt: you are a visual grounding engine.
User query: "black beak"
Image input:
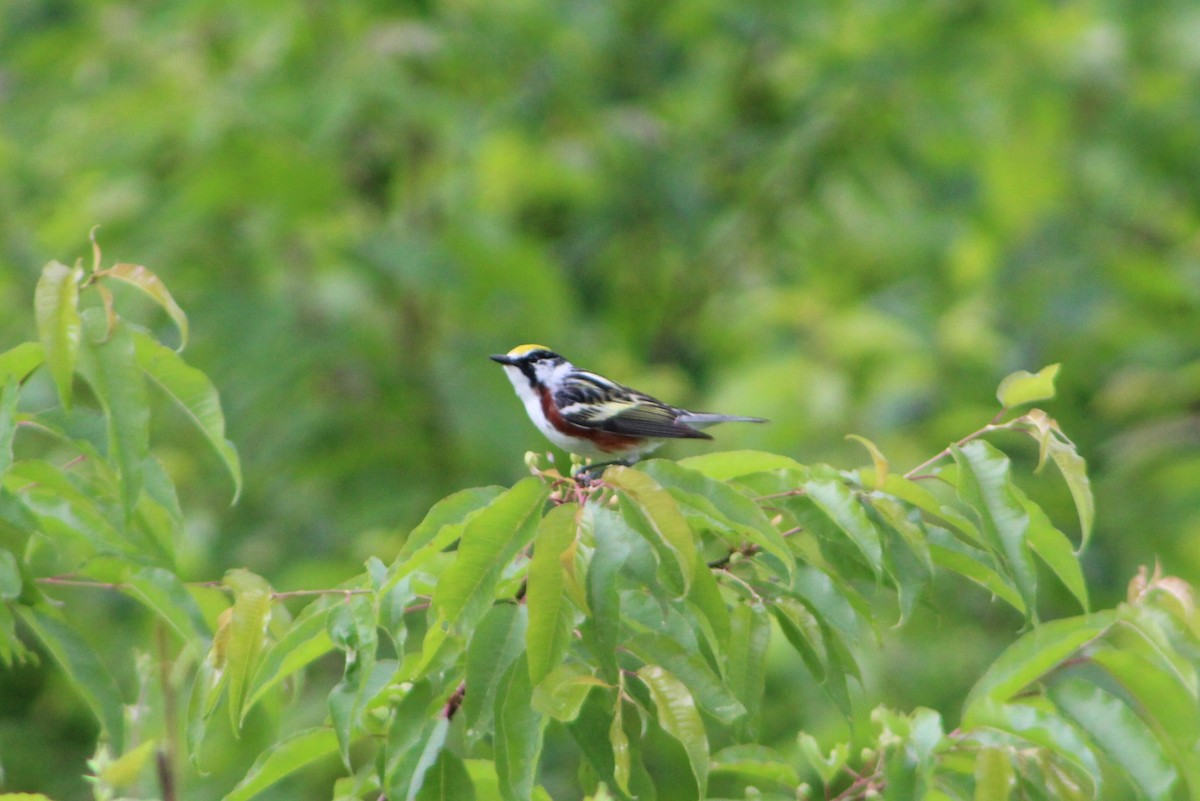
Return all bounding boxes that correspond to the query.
[490,354,514,365]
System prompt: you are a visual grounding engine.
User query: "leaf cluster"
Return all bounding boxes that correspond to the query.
[3,261,1199,801]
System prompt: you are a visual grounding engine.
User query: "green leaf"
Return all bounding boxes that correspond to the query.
[390,486,505,568]
[639,459,795,582]
[1046,438,1094,550]
[414,751,477,801]
[638,664,709,797]
[463,603,528,730]
[100,263,189,350]
[927,526,1025,613]
[1015,487,1088,611]
[16,606,125,750]
[526,502,579,685]
[77,314,148,521]
[531,662,604,721]
[245,603,335,713]
[432,478,548,636]
[952,441,1038,618]
[727,602,770,741]
[846,434,889,489]
[382,681,437,791]
[495,653,547,801]
[0,342,45,384]
[1091,644,1200,792]
[996,364,1059,409]
[221,728,339,801]
[0,549,20,601]
[624,631,745,724]
[0,601,32,666]
[131,330,242,503]
[98,739,158,788]
[769,596,827,679]
[405,717,451,801]
[1050,678,1178,800]
[583,505,632,683]
[222,569,274,729]
[965,700,1100,794]
[35,260,82,409]
[676,450,806,480]
[964,613,1117,720]
[687,550,732,652]
[123,566,210,644]
[0,379,19,478]
[802,478,883,575]
[611,691,631,795]
[974,747,1014,801]
[607,466,696,596]
[711,744,800,787]
[4,460,140,562]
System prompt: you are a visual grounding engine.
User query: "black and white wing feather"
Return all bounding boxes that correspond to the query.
[554,372,712,440]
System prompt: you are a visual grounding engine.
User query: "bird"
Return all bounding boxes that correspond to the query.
[490,344,767,464]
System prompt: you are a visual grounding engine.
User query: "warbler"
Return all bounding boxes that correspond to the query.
[490,344,767,463]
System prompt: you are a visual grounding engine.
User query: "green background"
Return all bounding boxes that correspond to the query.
[2,0,1198,797]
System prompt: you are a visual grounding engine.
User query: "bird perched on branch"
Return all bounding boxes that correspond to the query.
[490,344,766,464]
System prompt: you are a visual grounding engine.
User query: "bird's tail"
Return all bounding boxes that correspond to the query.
[677,413,768,427]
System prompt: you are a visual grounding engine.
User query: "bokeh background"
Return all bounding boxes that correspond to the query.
[2,0,1199,797]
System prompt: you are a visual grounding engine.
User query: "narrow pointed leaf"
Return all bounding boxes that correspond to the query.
[625,632,745,723]
[1016,488,1088,611]
[639,459,795,582]
[101,263,189,350]
[964,613,1117,720]
[132,330,242,502]
[78,314,148,521]
[414,751,476,801]
[727,602,770,740]
[953,441,1038,617]
[221,728,339,801]
[433,478,548,635]
[1051,679,1178,800]
[583,505,632,682]
[607,466,695,595]
[927,527,1025,612]
[803,478,883,575]
[390,486,504,570]
[464,603,528,729]
[17,606,125,750]
[495,654,547,801]
[1047,439,1094,550]
[638,665,709,796]
[35,260,82,409]
[526,502,579,685]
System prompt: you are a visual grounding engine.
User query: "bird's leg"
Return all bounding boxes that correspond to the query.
[572,458,635,484]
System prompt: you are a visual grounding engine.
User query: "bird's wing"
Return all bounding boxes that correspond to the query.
[555,377,711,440]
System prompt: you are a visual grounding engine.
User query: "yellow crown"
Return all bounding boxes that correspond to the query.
[508,343,553,357]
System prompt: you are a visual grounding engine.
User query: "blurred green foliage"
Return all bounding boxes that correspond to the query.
[1,0,1198,797]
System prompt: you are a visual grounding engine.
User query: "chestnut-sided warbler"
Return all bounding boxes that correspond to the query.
[490,344,767,463]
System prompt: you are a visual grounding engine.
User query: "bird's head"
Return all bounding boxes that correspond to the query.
[490,344,569,389]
